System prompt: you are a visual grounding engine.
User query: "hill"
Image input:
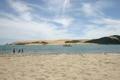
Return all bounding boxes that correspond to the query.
[85,35,120,44]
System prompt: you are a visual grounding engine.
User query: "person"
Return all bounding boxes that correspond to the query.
[13,48,15,54]
[21,49,24,53]
[18,49,21,53]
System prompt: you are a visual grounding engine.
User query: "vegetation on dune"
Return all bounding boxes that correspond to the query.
[14,41,48,45]
[65,40,80,43]
[41,41,48,45]
[15,43,27,45]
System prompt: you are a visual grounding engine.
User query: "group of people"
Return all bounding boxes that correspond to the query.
[13,48,24,54]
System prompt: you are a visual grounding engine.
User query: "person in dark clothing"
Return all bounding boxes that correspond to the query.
[21,49,24,53]
[13,48,15,54]
[18,49,21,53]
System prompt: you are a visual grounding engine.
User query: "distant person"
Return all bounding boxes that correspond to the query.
[13,48,15,54]
[21,49,24,53]
[18,49,21,53]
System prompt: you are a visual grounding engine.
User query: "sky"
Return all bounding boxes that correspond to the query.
[0,0,120,44]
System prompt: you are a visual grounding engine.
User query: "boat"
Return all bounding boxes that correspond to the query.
[63,44,72,47]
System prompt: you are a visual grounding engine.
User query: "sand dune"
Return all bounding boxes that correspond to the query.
[11,39,88,45]
[9,35,120,45]
[0,54,120,80]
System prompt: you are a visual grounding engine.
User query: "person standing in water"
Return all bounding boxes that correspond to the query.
[18,49,21,53]
[13,48,15,54]
[21,49,24,53]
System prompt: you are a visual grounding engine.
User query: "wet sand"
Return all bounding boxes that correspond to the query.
[0,53,120,80]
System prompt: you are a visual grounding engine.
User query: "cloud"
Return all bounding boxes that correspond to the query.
[77,0,120,39]
[0,13,74,44]
[93,18,120,25]
[0,16,72,39]
[27,0,74,28]
[62,0,71,14]
[53,16,73,28]
[0,0,120,44]
[80,0,114,17]
[8,0,32,21]
[81,3,96,16]
[80,2,103,17]
[81,24,120,39]
[0,0,74,44]
[42,0,71,17]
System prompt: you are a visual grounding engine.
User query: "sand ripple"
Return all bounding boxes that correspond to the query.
[0,54,120,80]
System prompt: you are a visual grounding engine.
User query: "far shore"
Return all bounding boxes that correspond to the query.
[9,39,90,45]
[7,35,120,45]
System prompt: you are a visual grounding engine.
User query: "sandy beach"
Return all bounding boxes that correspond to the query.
[0,53,120,80]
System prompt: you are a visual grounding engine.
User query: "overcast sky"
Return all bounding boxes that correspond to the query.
[0,0,120,44]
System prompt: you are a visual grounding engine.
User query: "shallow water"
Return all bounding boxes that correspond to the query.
[0,44,120,54]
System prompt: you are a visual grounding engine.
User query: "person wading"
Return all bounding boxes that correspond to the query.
[18,49,21,53]
[21,49,24,53]
[13,48,15,54]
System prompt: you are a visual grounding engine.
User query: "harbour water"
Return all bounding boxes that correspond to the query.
[0,44,120,54]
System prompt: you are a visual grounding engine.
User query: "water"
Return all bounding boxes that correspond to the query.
[0,44,120,54]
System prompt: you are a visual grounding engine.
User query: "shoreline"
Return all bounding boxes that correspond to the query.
[0,52,120,57]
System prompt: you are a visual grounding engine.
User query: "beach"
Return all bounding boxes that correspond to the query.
[0,53,120,80]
